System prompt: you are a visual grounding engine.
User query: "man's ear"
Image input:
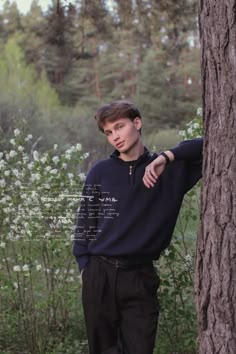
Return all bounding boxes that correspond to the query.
[134,117,142,131]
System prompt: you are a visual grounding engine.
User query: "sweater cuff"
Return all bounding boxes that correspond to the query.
[77,255,89,273]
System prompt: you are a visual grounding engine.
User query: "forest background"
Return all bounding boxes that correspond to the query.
[0,1,203,353]
[0,0,201,161]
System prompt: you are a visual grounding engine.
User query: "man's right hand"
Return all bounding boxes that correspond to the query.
[142,151,174,188]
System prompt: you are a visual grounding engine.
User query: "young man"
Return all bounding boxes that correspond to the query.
[73,100,202,354]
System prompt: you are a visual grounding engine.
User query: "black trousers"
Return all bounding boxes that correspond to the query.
[82,256,160,354]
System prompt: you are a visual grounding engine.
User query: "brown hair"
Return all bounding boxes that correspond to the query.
[94,100,142,132]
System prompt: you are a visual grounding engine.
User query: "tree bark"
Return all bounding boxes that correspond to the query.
[195,1,236,353]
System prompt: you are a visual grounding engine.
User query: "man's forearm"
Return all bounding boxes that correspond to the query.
[169,138,203,161]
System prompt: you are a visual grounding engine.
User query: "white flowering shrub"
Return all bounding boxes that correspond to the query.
[0,129,89,353]
[179,107,203,140]
[155,109,203,354]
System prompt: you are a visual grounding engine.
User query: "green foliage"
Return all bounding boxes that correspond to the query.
[0,34,68,154]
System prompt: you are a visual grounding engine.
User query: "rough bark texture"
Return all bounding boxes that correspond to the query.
[195,1,236,353]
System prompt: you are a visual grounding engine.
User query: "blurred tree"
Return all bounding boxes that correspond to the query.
[61,0,112,105]
[0,0,22,41]
[21,0,46,73]
[135,0,200,129]
[41,0,72,98]
[0,34,60,148]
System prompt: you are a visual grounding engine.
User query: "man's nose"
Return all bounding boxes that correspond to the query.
[112,131,119,140]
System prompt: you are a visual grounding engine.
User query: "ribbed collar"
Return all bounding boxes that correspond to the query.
[110,147,152,165]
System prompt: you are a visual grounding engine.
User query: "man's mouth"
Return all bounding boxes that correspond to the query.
[116,142,125,149]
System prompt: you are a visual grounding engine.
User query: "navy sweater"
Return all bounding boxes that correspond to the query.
[73,138,203,272]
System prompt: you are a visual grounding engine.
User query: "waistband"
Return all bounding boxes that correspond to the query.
[98,255,153,269]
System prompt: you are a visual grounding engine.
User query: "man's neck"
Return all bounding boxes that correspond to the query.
[119,143,145,161]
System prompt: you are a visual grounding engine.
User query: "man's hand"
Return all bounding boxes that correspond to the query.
[143,151,174,188]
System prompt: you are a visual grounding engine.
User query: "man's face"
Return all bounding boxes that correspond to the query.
[103,117,142,155]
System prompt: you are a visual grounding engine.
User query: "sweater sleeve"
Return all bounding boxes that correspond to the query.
[169,138,203,161]
[72,166,100,272]
[169,138,203,193]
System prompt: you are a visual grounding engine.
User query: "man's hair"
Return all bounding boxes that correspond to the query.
[94,100,142,132]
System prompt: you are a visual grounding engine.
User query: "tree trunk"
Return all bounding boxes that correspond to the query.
[195,1,236,353]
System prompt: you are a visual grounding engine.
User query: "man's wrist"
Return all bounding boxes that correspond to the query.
[160,151,174,164]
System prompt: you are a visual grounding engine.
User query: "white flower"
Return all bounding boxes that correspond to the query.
[164,249,170,257]
[193,123,199,129]
[14,128,20,136]
[13,265,21,272]
[50,169,58,175]
[23,155,29,163]
[13,282,18,289]
[12,169,19,177]
[65,148,72,155]
[0,160,6,170]
[187,127,193,135]
[4,170,10,177]
[10,139,16,145]
[197,107,202,116]
[0,152,3,160]
[0,179,6,188]
[33,151,39,161]
[68,173,74,179]
[31,173,41,182]
[54,144,58,150]
[36,264,42,271]
[45,166,52,172]
[66,276,74,282]
[40,156,47,164]
[82,152,90,159]
[65,154,71,160]
[9,150,17,158]
[52,156,59,164]
[27,162,34,170]
[0,242,6,248]
[78,173,86,181]
[25,134,33,141]
[69,269,75,274]
[15,180,21,187]
[31,191,39,199]
[75,143,82,151]
[22,264,29,272]
[62,163,67,169]
[185,254,192,263]
[18,146,24,152]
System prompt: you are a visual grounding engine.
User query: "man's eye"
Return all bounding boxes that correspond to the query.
[117,125,123,129]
